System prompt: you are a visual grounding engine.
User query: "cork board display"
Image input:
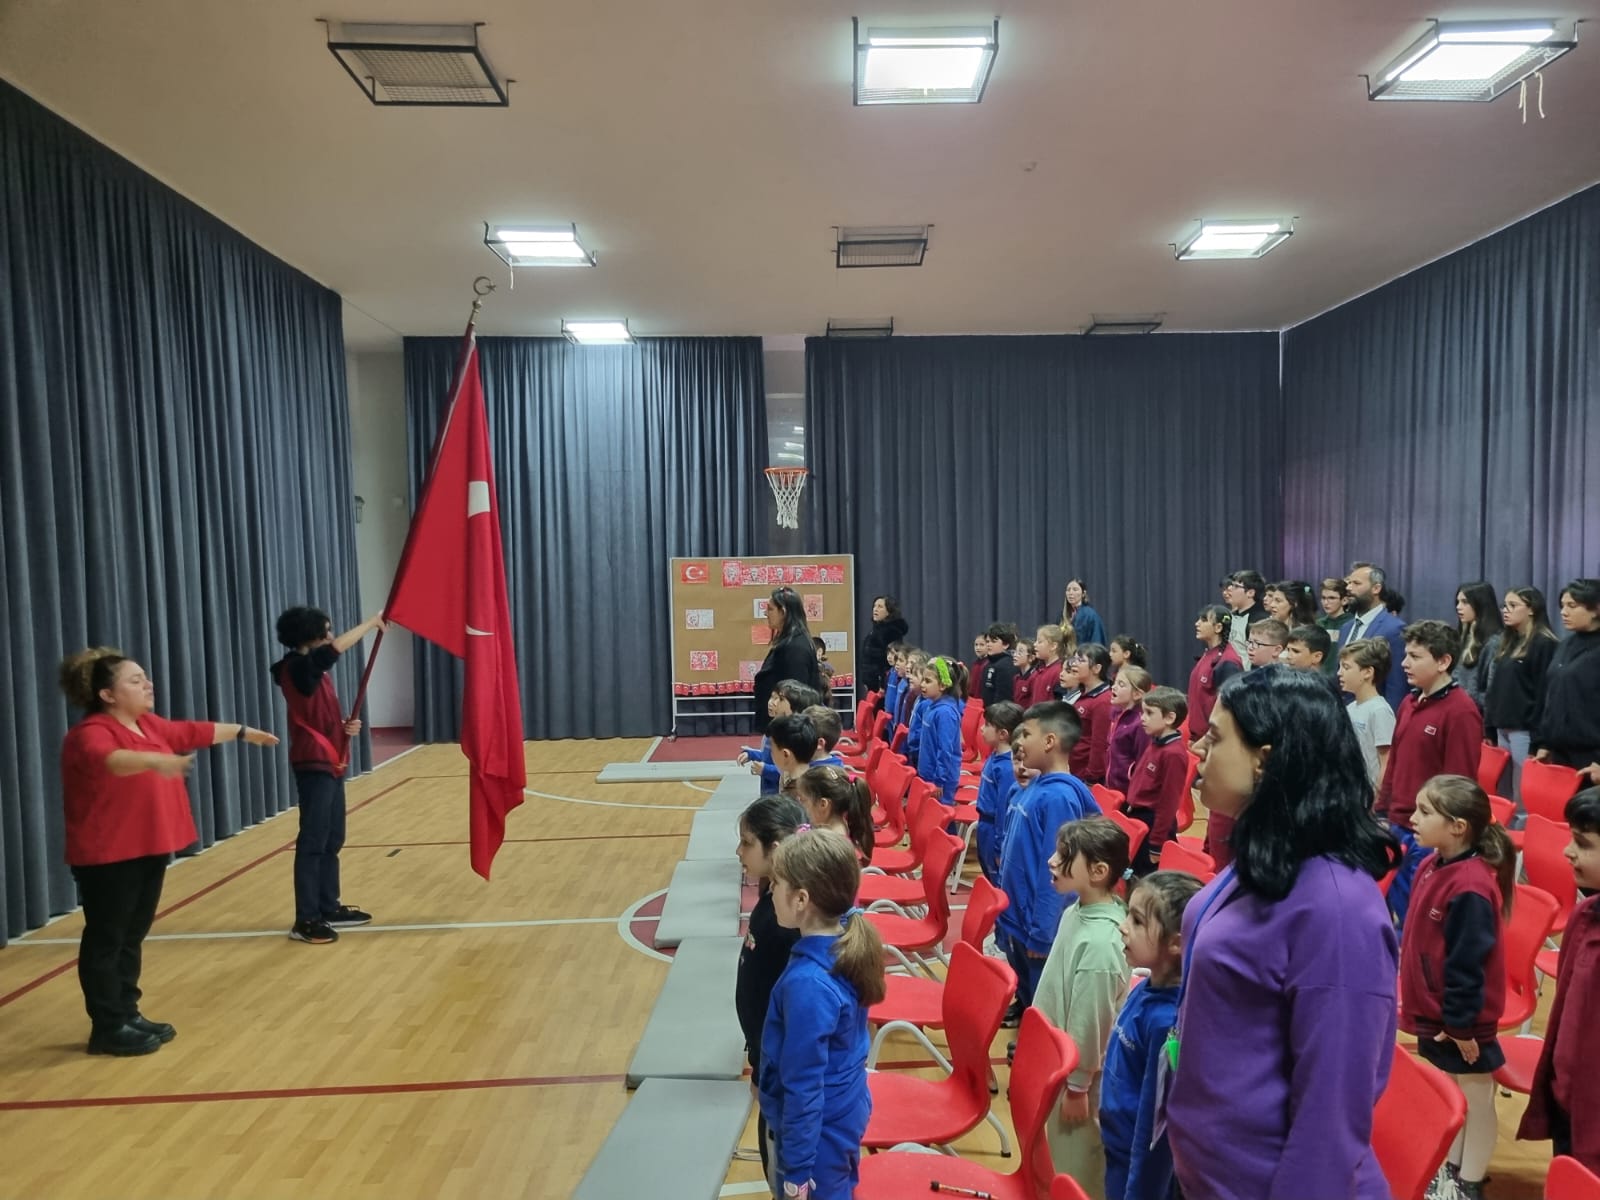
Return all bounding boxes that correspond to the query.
[670,556,856,698]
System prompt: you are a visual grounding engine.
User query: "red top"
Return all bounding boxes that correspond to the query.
[1070,684,1113,784]
[1123,733,1190,853]
[1521,896,1600,1164]
[1398,851,1506,1040]
[61,712,215,866]
[1186,644,1242,739]
[1376,683,1483,826]
[1021,658,1063,708]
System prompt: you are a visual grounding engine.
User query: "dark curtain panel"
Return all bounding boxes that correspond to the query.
[1282,184,1600,619]
[805,334,1283,688]
[0,82,367,942]
[403,336,768,740]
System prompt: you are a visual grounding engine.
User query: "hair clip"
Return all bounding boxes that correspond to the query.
[1122,867,1136,882]
[840,905,864,926]
[796,823,812,833]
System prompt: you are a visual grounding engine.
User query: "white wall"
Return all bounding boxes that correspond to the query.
[346,349,415,728]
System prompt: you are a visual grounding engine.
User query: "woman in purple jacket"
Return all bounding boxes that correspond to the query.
[1169,666,1402,1200]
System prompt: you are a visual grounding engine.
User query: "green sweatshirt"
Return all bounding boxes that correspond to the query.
[1034,896,1130,1090]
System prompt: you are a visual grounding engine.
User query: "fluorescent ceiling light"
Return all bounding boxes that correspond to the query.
[485,223,596,268]
[853,19,998,105]
[562,319,634,345]
[1369,21,1576,102]
[1174,220,1293,262]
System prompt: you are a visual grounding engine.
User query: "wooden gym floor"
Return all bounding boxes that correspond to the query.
[0,741,1556,1199]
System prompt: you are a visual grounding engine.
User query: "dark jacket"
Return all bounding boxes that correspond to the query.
[1398,850,1506,1042]
[979,651,1018,708]
[1533,629,1600,765]
[736,888,799,1075]
[1338,607,1410,710]
[1483,634,1557,731]
[858,615,909,694]
[752,635,825,734]
[1520,896,1600,1171]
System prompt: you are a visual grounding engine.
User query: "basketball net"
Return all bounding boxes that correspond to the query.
[765,467,808,530]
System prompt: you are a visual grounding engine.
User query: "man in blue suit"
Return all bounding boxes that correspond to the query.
[1337,562,1409,709]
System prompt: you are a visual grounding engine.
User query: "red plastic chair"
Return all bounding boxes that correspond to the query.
[857,1006,1076,1200]
[1107,808,1149,861]
[1486,794,1524,852]
[871,782,942,875]
[1089,783,1124,814]
[868,832,964,979]
[1157,838,1217,882]
[872,759,915,848]
[837,697,876,752]
[841,711,889,766]
[1524,815,1578,937]
[1176,756,1200,832]
[1547,1155,1600,1200]
[1477,742,1511,796]
[862,942,1019,1156]
[860,796,953,907]
[1522,759,1582,824]
[1372,1044,1468,1200]
[1490,1033,1543,1096]
[1502,884,1560,1032]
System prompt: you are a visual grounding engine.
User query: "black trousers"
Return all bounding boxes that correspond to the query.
[72,854,169,1029]
[293,770,345,923]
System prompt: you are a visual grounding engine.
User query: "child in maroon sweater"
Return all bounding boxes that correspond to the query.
[1399,776,1516,1200]
[1377,621,1484,928]
[1124,687,1191,875]
[1520,787,1600,1176]
[1067,643,1113,785]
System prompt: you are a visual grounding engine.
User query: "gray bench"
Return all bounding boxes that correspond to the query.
[626,936,747,1088]
[572,1077,754,1200]
[700,773,762,811]
[685,807,739,861]
[654,857,742,948]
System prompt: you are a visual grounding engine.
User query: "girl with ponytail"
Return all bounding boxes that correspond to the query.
[795,765,875,864]
[758,828,884,1199]
[1398,774,1515,1200]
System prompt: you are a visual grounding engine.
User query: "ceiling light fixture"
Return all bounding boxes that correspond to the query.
[322,21,508,107]
[1084,314,1164,335]
[835,227,929,268]
[853,19,999,105]
[485,223,596,268]
[825,317,896,337]
[562,319,634,345]
[1367,20,1577,102]
[1173,219,1294,262]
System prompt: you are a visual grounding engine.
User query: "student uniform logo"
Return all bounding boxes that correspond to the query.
[1424,724,1438,736]
[680,561,709,584]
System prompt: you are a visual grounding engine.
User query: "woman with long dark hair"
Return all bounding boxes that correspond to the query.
[1454,580,1504,714]
[1168,666,1401,1199]
[1485,586,1560,806]
[1534,579,1600,787]
[752,587,826,734]
[1264,580,1317,630]
[858,594,908,698]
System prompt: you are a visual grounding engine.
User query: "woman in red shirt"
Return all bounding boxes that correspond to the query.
[59,647,279,1057]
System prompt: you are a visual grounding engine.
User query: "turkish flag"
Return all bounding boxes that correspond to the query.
[387,335,525,878]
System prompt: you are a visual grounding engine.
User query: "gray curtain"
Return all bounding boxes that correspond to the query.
[0,81,367,942]
[805,334,1283,687]
[403,336,769,739]
[1282,183,1600,616]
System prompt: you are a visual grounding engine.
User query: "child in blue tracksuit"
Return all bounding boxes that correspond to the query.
[997,701,1097,1007]
[740,679,822,794]
[757,828,886,1200]
[976,700,1025,881]
[914,657,966,805]
[1099,870,1204,1200]
[898,650,929,742]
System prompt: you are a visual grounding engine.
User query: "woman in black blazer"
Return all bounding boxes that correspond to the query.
[752,587,825,734]
[859,594,909,698]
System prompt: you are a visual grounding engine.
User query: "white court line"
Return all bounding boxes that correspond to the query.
[681,781,716,794]
[641,736,663,763]
[525,787,698,811]
[12,916,622,946]
[370,743,424,770]
[616,889,672,963]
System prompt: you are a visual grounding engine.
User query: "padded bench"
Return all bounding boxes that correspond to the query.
[654,857,742,948]
[684,807,739,861]
[625,936,746,1088]
[572,1077,753,1200]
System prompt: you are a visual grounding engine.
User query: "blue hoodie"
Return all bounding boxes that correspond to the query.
[916,693,963,804]
[995,771,1097,955]
[1100,980,1181,1200]
[757,934,871,1198]
[974,748,1017,881]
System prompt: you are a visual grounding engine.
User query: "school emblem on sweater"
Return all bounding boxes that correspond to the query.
[1424,724,1438,736]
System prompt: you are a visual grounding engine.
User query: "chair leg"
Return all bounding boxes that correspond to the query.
[986,1110,1013,1158]
[869,1020,954,1073]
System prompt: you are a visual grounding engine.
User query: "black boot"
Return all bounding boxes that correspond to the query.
[87,1023,161,1057]
[130,1014,176,1043]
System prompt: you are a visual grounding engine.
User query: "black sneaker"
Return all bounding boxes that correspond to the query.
[1000,1000,1024,1029]
[130,1014,176,1043]
[324,905,372,927]
[289,920,339,944]
[87,1023,162,1057]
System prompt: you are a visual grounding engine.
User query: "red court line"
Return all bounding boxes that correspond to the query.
[0,1071,627,1113]
[344,832,688,848]
[0,778,411,1012]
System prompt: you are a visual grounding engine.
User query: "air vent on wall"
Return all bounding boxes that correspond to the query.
[835,226,930,268]
[323,21,509,107]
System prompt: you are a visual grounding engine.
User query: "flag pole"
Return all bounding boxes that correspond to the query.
[346,276,497,726]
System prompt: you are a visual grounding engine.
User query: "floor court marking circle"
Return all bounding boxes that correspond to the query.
[616,889,672,962]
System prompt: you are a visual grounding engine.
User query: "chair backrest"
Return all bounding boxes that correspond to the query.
[851,697,874,736]
[1522,758,1582,824]
[1548,1155,1600,1200]
[1158,839,1217,882]
[1372,1044,1467,1200]
[1504,884,1560,1027]
[903,786,948,862]
[917,830,965,923]
[1004,1007,1079,1200]
[1108,809,1149,859]
[1089,784,1124,813]
[1477,742,1512,796]
[872,760,915,840]
[1487,794,1515,829]
[1523,814,1578,925]
[958,876,1010,949]
[1177,756,1199,832]
[940,941,1018,1113]
[1050,1178,1093,1200]
[961,698,986,758]
[890,724,908,753]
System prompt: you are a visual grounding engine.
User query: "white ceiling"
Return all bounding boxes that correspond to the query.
[3,0,1598,349]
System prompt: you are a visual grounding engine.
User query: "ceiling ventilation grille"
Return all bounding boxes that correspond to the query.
[323,22,509,107]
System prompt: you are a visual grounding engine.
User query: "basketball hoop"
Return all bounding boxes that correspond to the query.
[764,466,808,529]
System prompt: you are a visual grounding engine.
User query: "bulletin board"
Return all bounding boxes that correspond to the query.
[669,555,856,712]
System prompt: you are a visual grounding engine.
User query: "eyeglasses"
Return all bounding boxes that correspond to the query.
[1247,639,1276,650]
